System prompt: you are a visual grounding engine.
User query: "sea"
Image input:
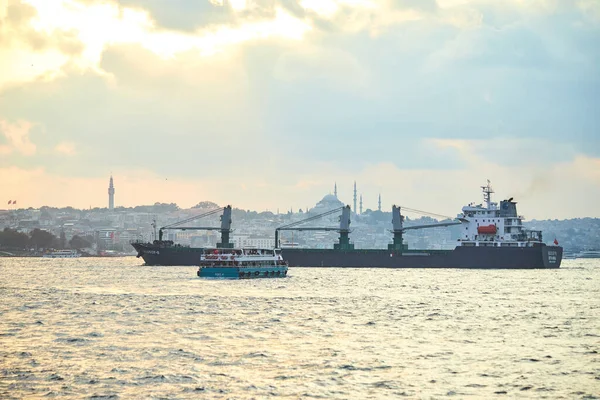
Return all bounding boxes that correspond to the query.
[1,258,598,399]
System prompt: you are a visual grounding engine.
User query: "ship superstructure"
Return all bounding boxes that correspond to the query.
[458,181,544,247]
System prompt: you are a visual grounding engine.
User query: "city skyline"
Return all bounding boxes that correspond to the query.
[1,0,599,220]
[2,174,599,221]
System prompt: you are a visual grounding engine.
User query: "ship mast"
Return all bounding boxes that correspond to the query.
[481,179,494,210]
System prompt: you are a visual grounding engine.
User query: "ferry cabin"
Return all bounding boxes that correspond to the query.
[42,249,81,258]
[199,248,287,267]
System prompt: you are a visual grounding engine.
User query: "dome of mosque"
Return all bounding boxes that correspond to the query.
[319,194,342,205]
[308,193,345,216]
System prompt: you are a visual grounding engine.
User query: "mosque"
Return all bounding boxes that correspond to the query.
[308,182,381,215]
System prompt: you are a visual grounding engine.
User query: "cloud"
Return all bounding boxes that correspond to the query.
[1,0,598,218]
[0,0,311,89]
[578,0,600,21]
[0,119,36,155]
[54,141,76,155]
[273,44,370,90]
[428,137,577,167]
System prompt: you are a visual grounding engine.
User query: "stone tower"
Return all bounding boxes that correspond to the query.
[108,175,115,211]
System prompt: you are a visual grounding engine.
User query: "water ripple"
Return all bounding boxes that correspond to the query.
[0,257,598,399]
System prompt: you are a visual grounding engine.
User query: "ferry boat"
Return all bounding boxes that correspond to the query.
[42,249,81,258]
[197,247,288,279]
[575,250,600,259]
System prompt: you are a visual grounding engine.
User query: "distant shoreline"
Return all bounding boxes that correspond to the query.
[0,251,135,258]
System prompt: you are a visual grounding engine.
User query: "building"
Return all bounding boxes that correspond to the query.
[232,233,275,249]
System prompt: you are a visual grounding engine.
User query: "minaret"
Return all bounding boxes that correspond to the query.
[108,175,115,211]
[359,194,363,214]
[353,181,357,214]
[378,193,381,212]
[334,182,338,198]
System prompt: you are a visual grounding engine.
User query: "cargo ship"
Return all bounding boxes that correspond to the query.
[131,206,233,266]
[280,182,562,269]
[132,182,562,269]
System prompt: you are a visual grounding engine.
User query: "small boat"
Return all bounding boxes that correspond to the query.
[197,247,288,279]
[42,250,81,258]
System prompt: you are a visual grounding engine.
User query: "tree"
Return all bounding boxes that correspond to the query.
[29,229,56,249]
[69,235,92,249]
[0,228,29,249]
[132,202,179,213]
[192,201,219,209]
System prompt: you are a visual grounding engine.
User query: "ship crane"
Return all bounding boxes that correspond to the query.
[158,205,234,248]
[389,205,463,251]
[275,205,353,250]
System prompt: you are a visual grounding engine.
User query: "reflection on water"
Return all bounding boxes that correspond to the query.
[1,258,599,399]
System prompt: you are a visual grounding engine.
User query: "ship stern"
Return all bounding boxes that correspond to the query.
[543,245,563,268]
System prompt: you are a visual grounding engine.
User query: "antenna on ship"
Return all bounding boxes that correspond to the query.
[481,179,494,209]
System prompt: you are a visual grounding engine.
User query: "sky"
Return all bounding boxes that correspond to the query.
[0,0,599,219]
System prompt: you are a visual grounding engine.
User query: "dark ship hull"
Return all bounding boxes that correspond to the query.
[133,241,562,268]
[131,242,203,266]
[281,244,562,269]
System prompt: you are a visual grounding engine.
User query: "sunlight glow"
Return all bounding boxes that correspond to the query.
[18,0,310,71]
[300,0,376,17]
[300,0,340,17]
[229,0,248,11]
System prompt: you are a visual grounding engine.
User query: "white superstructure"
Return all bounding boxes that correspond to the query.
[200,248,285,266]
[42,250,81,258]
[457,181,544,248]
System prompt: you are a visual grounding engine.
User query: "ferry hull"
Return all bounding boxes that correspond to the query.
[281,245,562,269]
[198,266,288,279]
